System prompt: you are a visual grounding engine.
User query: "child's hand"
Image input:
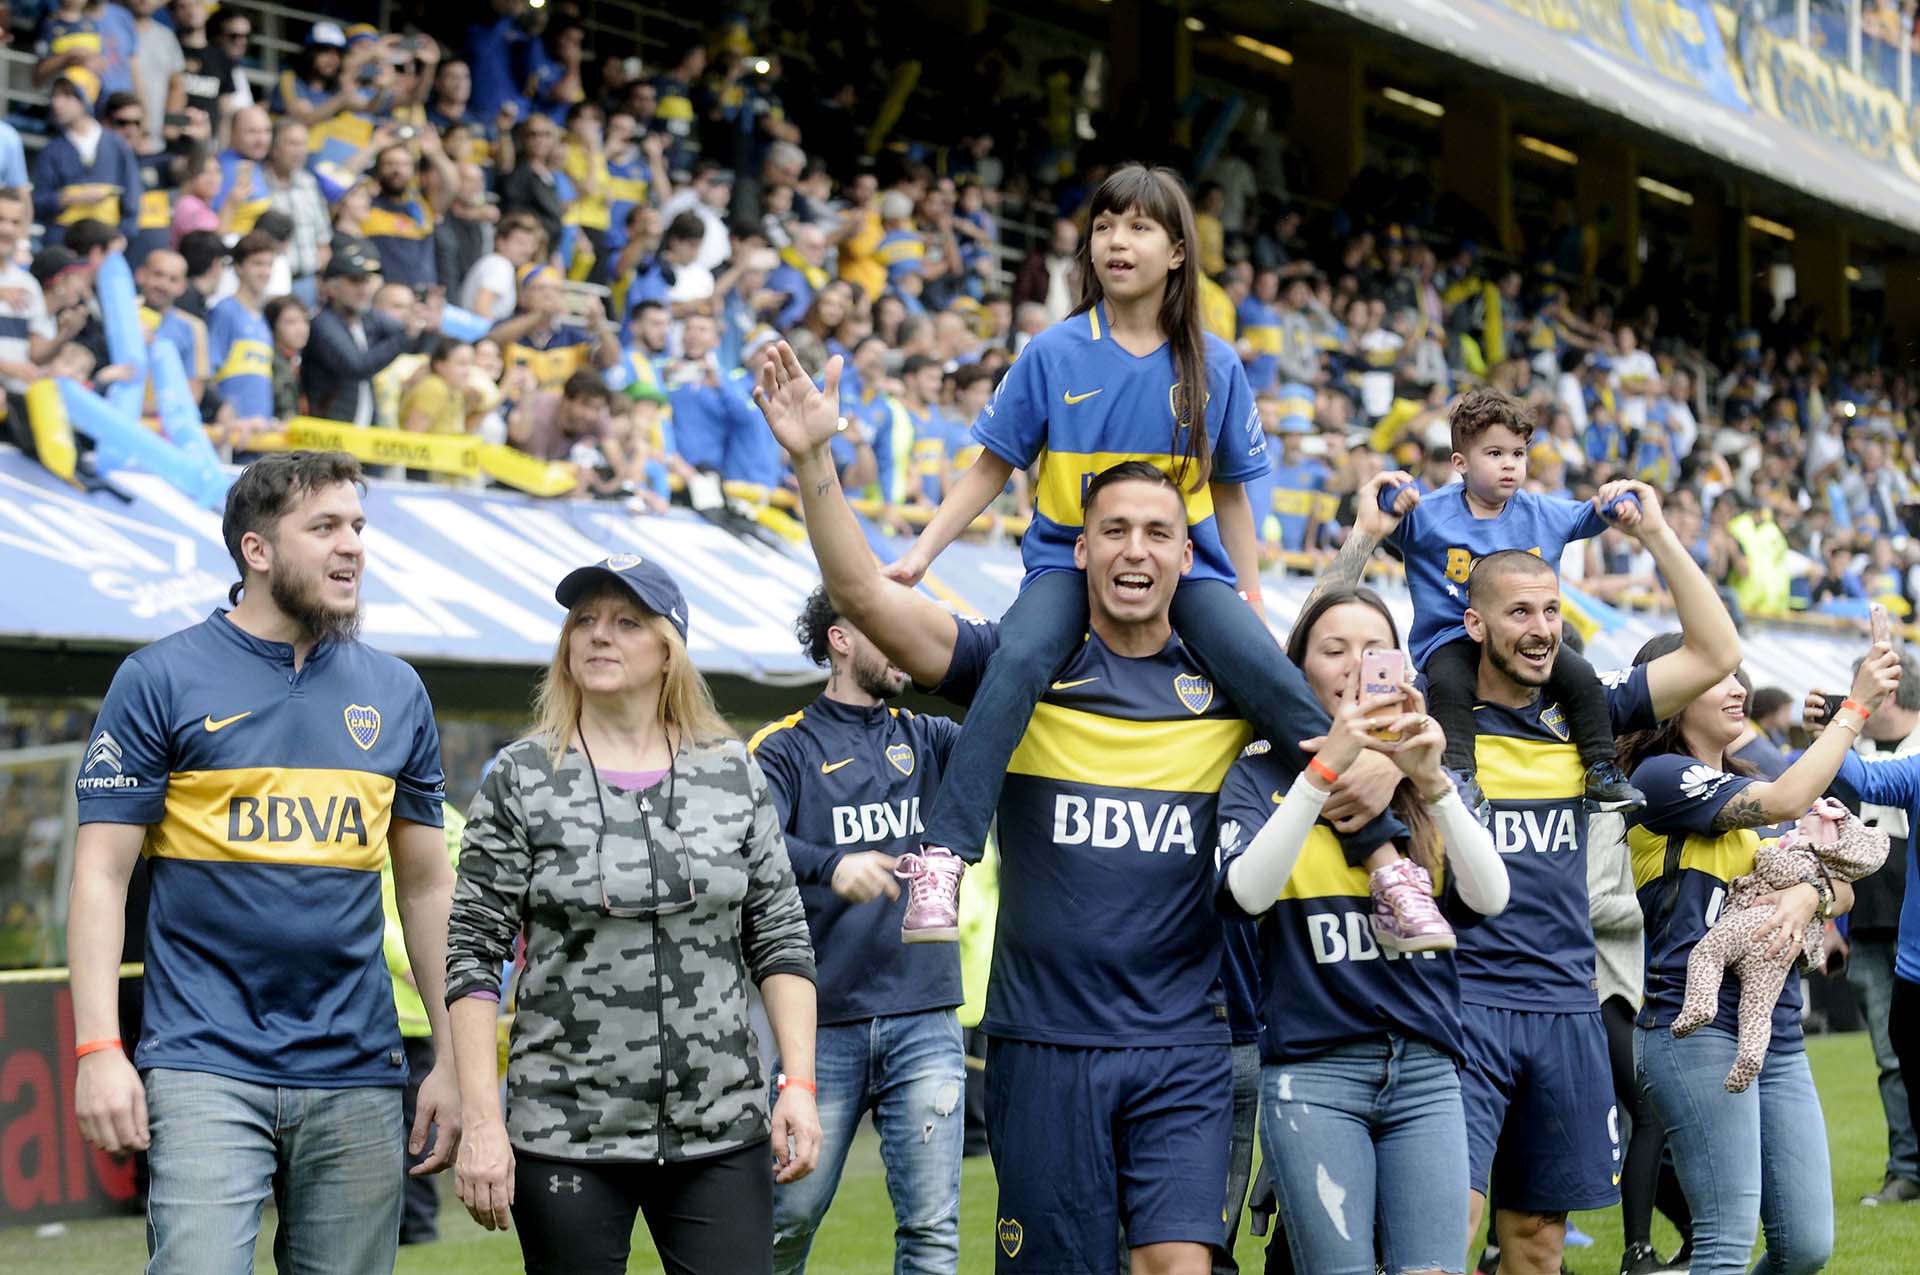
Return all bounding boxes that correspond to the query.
[1357,470,1417,537]
[1596,480,1665,538]
[881,548,929,587]
[94,364,139,386]
[753,343,843,461]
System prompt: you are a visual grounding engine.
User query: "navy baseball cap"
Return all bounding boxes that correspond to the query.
[554,554,690,641]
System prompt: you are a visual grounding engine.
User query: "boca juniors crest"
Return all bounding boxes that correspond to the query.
[886,743,915,776]
[1173,673,1214,715]
[1540,703,1570,742]
[344,704,382,751]
[997,1217,1024,1258]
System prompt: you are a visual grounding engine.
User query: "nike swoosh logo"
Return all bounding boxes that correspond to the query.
[1063,389,1104,405]
[1611,1173,1623,1186]
[203,712,252,733]
[1049,677,1099,691]
[820,758,855,774]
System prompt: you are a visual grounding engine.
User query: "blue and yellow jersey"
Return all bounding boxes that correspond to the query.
[749,696,963,1025]
[1215,741,1478,1063]
[1270,457,1331,552]
[505,324,594,393]
[933,618,1251,1046]
[76,610,446,1087]
[308,110,384,205]
[141,304,210,382]
[364,195,437,288]
[1627,755,1802,1054]
[208,296,273,419]
[971,307,1267,589]
[132,154,174,265]
[270,71,330,118]
[214,151,271,237]
[561,140,611,233]
[36,15,100,64]
[904,401,955,504]
[1235,295,1283,392]
[875,227,925,283]
[827,383,899,502]
[602,153,649,253]
[1458,665,1656,1011]
[1386,485,1610,667]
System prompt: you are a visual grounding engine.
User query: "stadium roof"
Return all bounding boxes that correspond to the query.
[1297,0,1920,239]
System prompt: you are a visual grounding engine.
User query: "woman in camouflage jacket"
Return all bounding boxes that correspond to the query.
[445,555,820,1273]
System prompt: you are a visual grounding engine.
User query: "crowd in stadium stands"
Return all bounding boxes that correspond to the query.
[0,0,1914,635]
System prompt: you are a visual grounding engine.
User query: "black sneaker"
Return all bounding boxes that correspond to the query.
[1620,1242,1660,1275]
[1585,760,1647,813]
[1656,1242,1691,1274]
[1861,1172,1920,1205]
[1476,1245,1501,1274]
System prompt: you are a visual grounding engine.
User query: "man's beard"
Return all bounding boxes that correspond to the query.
[270,559,362,644]
[1487,634,1555,689]
[852,653,907,700]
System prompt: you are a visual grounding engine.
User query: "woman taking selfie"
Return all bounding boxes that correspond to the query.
[445,554,820,1274]
[1214,586,1509,1274]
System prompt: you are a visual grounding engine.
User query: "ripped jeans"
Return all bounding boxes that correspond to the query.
[772,1009,967,1275]
[1259,1035,1468,1275]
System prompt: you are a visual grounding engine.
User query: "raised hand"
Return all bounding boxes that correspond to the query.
[752,342,844,460]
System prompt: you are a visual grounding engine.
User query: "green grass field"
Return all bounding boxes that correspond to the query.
[11,1033,1920,1273]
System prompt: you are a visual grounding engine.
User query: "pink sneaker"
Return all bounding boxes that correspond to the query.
[895,846,964,944]
[1370,859,1456,953]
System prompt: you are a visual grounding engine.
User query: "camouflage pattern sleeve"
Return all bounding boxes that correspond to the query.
[739,751,817,986]
[445,745,532,1004]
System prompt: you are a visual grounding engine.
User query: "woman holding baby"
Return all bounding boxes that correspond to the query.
[1616,625,1902,1274]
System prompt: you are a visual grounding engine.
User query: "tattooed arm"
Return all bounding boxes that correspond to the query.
[1707,644,1901,831]
[1303,469,1415,613]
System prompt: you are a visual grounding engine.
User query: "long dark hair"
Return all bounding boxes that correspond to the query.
[1615,631,1761,781]
[1284,587,1442,881]
[1073,164,1211,491]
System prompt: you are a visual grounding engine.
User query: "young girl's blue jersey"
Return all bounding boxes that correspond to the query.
[1386,485,1609,666]
[971,305,1267,588]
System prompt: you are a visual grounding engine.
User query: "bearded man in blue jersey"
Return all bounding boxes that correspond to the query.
[756,341,1380,1275]
[68,451,460,1275]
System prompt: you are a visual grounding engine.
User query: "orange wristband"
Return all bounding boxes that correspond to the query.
[75,1037,121,1059]
[776,1073,815,1095]
[1841,699,1870,719]
[1308,756,1341,785]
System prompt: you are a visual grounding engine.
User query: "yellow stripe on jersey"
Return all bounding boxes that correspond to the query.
[216,338,272,384]
[362,203,434,241]
[1627,824,1760,890]
[59,192,120,227]
[1087,307,1101,341]
[507,342,590,391]
[1473,730,1584,802]
[1241,326,1283,356]
[139,189,172,231]
[1035,450,1216,528]
[747,710,805,753]
[1010,702,1250,794]
[1273,489,1317,516]
[1273,818,1446,902]
[148,767,397,872]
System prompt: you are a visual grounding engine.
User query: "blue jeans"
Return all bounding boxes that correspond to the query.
[1635,1025,1833,1275]
[143,1066,403,1275]
[772,1009,966,1275]
[1259,1036,1468,1275]
[921,572,1404,863]
[1218,1041,1262,1275]
[1845,934,1920,1182]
